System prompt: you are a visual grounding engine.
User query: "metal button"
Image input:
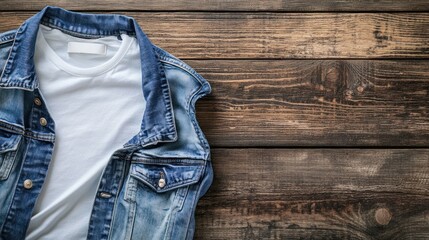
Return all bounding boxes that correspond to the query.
[23,179,33,189]
[34,97,42,106]
[39,117,47,126]
[99,192,112,198]
[158,178,166,188]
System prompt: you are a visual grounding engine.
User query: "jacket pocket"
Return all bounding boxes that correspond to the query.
[0,131,22,181]
[124,160,205,211]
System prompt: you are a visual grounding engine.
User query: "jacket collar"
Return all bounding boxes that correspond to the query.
[0,5,177,147]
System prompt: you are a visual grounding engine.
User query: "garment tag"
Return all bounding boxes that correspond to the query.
[67,42,107,55]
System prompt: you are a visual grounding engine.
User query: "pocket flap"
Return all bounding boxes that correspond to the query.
[130,161,205,193]
[0,131,22,153]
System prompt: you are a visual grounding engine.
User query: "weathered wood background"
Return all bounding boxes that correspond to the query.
[1,1,428,239]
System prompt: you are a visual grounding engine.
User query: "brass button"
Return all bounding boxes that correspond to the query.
[158,178,166,188]
[40,117,47,126]
[34,97,42,106]
[23,179,33,189]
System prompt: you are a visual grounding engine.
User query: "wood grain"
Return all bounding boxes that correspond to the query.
[190,60,429,147]
[0,2,428,240]
[195,148,429,239]
[2,1,429,12]
[1,12,429,59]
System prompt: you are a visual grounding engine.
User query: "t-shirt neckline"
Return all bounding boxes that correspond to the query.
[36,24,134,77]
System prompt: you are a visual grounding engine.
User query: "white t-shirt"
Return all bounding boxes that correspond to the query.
[25,24,145,239]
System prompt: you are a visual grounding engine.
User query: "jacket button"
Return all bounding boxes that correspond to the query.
[158,178,166,188]
[34,97,42,106]
[40,117,48,126]
[99,192,112,198]
[23,179,33,189]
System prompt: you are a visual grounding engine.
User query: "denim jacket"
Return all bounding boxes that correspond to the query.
[0,6,213,240]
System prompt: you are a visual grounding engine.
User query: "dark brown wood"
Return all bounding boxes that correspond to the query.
[2,1,429,11]
[1,12,429,59]
[190,60,429,147]
[195,148,429,239]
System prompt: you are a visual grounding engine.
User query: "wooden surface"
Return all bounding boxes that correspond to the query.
[2,12,429,59]
[2,1,429,11]
[1,2,428,239]
[195,149,429,239]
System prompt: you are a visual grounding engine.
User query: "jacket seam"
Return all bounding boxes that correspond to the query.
[0,29,17,44]
[0,23,24,82]
[40,19,136,38]
[154,45,210,92]
[159,61,211,160]
[130,164,204,193]
[0,121,55,142]
[106,157,130,240]
[130,158,207,165]
[184,161,208,240]
[159,59,208,88]
[0,38,14,45]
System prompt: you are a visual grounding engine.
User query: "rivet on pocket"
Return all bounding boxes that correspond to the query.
[158,171,166,188]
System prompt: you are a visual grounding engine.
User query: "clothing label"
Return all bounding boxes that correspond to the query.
[67,42,107,55]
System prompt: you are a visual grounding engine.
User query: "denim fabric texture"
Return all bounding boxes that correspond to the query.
[0,5,213,240]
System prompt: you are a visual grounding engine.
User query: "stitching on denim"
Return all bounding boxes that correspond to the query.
[139,49,179,147]
[23,88,56,143]
[109,160,135,240]
[153,46,206,84]
[124,201,136,240]
[40,18,136,39]
[159,59,207,87]
[0,21,25,83]
[0,123,54,144]
[183,162,208,240]
[187,84,210,155]
[23,131,55,142]
[188,87,211,159]
[165,185,190,239]
[129,164,204,193]
[0,130,38,239]
[130,173,201,192]
[123,185,136,240]
[131,157,207,164]
[0,134,22,180]
[161,77,177,135]
[160,61,211,159]
[0,131,21,152]
[97,152,131,240]
[0,28,18,44]
[0,121,24,135]
[163,185,183,239]
[13,88,55,143]
[0,76,36,91]
[0,38,13,45]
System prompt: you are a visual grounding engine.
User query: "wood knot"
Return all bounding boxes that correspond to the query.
[345,89,353,96]
[357,86,364,93]
[325,67,340,82]
[344,89,353,100]
[374,208,392,226]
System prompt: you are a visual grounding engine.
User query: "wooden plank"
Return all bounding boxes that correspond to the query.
[2,1,429,11]
[195,148,429,239]
[1,12,429,59]
[190,60,429,147]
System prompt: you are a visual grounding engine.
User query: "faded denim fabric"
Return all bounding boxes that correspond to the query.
[0,6,213,240]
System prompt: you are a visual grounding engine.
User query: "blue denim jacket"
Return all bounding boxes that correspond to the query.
[0,6,213,240]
